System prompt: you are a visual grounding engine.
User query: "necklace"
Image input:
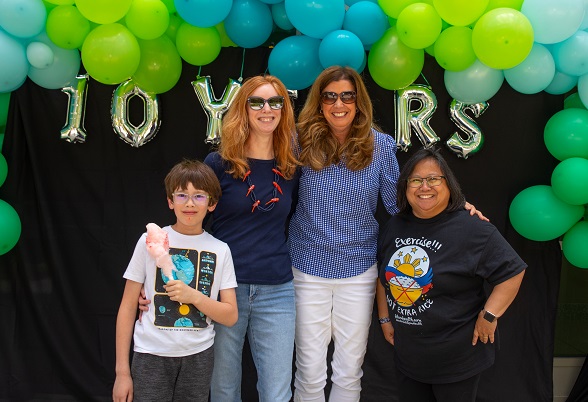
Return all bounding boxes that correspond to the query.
[243,164,284,213]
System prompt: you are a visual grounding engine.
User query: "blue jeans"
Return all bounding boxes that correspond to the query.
[210,281,295,402]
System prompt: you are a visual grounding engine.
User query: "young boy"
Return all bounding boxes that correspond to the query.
[113,159,238,402]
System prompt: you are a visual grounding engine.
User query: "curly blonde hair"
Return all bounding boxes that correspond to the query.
[217,75,299,180]
[297,66,378,171]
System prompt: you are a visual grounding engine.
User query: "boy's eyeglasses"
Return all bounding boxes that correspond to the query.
[172,193,210,205]
[407,176,446,188]
[247,96,284,110]
[320,91,357,105]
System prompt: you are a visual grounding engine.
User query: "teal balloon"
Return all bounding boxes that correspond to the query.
[0,153,6,187]
[319,30,365,70]
[543,108,588,160]
[0,0,47,38]
[268,35,323,90]
[521,0,584,44]
[444,59,504,103]
[224,0,273,48]
[27,33,81,90]
[551,30,588,77]
[343,1,389,46]
[509,185,584,241]
[271,2,294,30]
[285,0,345,39]
[174,0,232,28]
[504,43,555,95]
[0,30,28,93]
[544,71,578,95]
[562,221,588,268]
[551,157,588,205]
[0,199,21,255]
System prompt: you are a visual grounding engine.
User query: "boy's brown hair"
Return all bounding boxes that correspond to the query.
[164,159,221,205]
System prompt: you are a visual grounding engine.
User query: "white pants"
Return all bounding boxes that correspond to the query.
[292,265,378,402]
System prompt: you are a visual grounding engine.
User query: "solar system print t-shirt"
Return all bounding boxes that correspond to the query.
[377,209,526,384]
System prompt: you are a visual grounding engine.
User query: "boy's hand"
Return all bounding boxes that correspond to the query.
[164,280,199,305]
[113,373,133,402]
[137,286,151,323]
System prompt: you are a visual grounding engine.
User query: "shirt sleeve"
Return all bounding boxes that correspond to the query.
[378,132,400,215]
[123,233,148,284]
[477,229,527,285]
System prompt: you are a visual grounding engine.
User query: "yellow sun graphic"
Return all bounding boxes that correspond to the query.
[389,254,424,307]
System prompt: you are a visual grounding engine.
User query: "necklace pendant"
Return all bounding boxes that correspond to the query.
[251,200,261,212]
[242,170,251,181]
[272,181,283,195]
[272,168,285,178]
[246,184,255,197]
[265,197,279,206]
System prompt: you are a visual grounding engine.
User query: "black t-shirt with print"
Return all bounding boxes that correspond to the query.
[378,209,527,384]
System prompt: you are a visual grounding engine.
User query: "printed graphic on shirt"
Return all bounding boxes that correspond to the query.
[384,245,433,326]
[153,248,217,329]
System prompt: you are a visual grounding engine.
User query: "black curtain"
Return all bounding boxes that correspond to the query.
[0,47,564,401]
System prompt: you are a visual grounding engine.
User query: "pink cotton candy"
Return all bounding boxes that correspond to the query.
[145,223,175,280]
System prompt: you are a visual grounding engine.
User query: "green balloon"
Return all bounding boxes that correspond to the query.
[0,133,4,152]
[563,220,588,268]
[378,0,418,19]
[484,0,524,12]
[46,5,91,49]
[0,153,6,187]
[125,0,170,40]
[544,108,588,161]
[132,36,182,94]
[434,26,476,71]
[433,0,489,26]
[81,23,141,85]
[0,199,21,256]
[471,8,534,69]
[75,0,132,24]
[0,92,10,128]
[551,157,588,205]
[175,23,221,66]
[509,185,584,241]
[397,3,442,49]
[165,13,183,42]
[564,92,587,110]
[368,26,424,90]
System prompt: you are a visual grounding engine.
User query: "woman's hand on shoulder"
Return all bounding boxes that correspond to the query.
[465,202,489,222]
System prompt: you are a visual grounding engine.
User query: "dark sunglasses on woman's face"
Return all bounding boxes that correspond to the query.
[247,96,285,110]
[320,91,357,105]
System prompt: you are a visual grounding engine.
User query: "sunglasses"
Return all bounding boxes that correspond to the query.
[247,96,285,110]
[320,91,357,105]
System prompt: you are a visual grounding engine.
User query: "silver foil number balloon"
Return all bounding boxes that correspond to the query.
[192,76,242,145]
[394,85,439,152]
[111,80,161,148]
[446,99,488,159]
[60,74,89,143]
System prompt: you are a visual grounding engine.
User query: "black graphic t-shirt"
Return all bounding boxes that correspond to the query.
[378,209,526,384]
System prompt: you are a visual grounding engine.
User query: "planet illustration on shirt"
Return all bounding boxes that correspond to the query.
[161,253,195,285]
[385,245,433,307]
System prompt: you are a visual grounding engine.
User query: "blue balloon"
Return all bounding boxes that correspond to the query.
[0,30,28,93]
[544,71,578,95]
[0,0,46,38]
[174,0,232,28]
[271,2,294,31]
[268,35,323,90]
[319,30,365,70]
[552,30,588,77]
[521,0,584,44]
[504,43,555,94]
[285,0,345,39]
[444,59,504,104]
[345,0,377,4]
[224,0,273,48]
[343,1,389,46]
[27,34,81,90]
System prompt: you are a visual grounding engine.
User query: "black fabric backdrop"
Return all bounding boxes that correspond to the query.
[0,47,566,401]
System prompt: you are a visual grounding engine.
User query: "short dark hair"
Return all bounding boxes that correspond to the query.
[164,159,221,205]
[396,147,465,214]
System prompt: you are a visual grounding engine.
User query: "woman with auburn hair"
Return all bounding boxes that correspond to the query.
[204,74,299,402]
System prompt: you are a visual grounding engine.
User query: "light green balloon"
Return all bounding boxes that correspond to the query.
[484,0,524,12]
[378,0,418,19]
[368,26,424,90]
[125,0,170,40]
[46,5,91,49]
[397,3,442,49]
[81,23,141,85]
[471,7,534,69]
[509,185,584,241]
[0,199,21,256]
[433,0,489,26]
[165,13,183,42]
[75,0,132,24]
[563,221,588,268]
[175,23,221,66]
[434,26,476,71]
[132,36,182,94]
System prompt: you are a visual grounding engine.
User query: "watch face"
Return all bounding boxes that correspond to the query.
[483,311,496,322]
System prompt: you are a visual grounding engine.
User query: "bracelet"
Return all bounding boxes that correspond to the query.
[379,317,391,324]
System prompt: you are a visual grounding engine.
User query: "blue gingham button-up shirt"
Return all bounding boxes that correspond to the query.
[288,130,400,279]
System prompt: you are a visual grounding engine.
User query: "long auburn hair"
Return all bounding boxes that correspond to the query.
[297,66,378,171]
[217,75,298,180]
